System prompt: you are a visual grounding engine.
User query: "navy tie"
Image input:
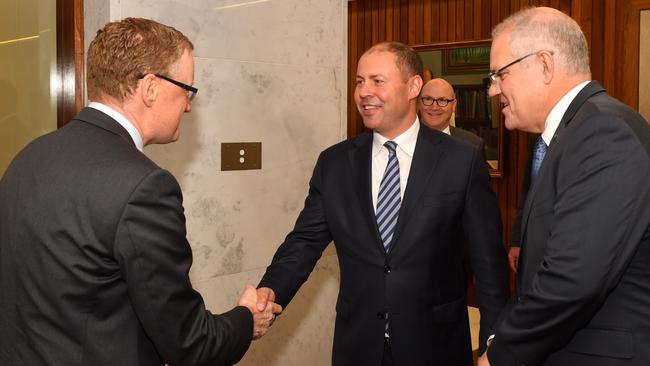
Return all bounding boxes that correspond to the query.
[531,136,547,183]
[376,141,401,252]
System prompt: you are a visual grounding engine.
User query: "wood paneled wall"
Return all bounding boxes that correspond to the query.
[347,0,639,296]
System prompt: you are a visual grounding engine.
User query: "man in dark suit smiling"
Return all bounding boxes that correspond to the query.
[256,41,509,366]
[479,7,650,366]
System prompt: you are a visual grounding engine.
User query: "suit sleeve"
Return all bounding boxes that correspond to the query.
[462,145,510,353]
[258,154,333,308]
[488,115,650,365]
[113,169,253,366]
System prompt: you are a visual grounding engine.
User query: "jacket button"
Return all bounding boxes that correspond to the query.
[384,265,392,273]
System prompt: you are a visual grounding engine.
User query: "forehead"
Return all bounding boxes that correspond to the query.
[357,51,399,75]
[422,81,453,96]
[175,50,195,78]
[490,32,512,68]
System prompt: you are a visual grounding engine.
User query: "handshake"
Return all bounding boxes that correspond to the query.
[238,285,282,340]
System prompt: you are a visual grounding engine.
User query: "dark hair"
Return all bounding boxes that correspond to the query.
[365,42,423,81]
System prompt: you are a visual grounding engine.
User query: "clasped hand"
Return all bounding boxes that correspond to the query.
[238,285,283,340]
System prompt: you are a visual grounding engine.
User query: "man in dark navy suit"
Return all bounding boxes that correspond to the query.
[256,41,509,366]
[0,17,279,366]
[480,7,650,366]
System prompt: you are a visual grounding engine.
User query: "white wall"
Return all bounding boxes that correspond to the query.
[85,1,347,364]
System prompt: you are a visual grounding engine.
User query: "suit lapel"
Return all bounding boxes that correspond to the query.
[390,127,445,252]
[519,81,606,245]
[348,132,386,254]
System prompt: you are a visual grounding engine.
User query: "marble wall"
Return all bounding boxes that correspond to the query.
[84,0,347,364]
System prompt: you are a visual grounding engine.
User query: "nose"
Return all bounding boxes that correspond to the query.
[356,82,373,99]
[488,82,500,97]
[185,100,192,113]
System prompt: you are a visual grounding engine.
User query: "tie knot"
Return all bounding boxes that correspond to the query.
[384,141,397,154]
[534,136,547,155]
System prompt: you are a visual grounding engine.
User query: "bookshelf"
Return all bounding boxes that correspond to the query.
[453,80,501,164]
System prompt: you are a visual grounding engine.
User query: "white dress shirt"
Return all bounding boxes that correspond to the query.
[371,117,420,213]
[541,80,590,145]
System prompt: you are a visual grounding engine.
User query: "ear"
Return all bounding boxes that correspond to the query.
[539,50,555,85]
[408,75,424,100]
[138,74,158,107]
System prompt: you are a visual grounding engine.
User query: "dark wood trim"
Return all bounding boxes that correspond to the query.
[56,0,84,128]
[610,0,650,110]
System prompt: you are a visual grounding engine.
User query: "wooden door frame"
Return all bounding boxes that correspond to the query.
[603,0,650,110]
[56,0,84,128]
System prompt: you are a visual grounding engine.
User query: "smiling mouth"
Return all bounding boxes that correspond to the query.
[362,104,381,110]
[500,100,509,109]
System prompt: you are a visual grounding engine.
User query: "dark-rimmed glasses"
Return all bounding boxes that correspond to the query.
[488,52,538,86]
[419,97,455,107]
[138,73,198,101]
[154,74,197,101]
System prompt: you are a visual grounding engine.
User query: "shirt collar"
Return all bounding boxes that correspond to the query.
[541,80,590,145]
[87,101,144,151]
[373,116,420,158]
[442,125,451,135]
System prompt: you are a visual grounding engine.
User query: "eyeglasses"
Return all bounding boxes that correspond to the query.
[154,74,198,101]
[419,97,455,107]
[488,52,538,85]
[138,73,197,101]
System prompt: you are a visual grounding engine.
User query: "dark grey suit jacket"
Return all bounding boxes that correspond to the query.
[0,108,253,366]
[450,125,485,155]
[260,124,509,365]
[488,81,650,365]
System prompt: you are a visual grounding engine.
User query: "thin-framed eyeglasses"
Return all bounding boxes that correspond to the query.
[488,51,539,86]
[420,96,455,107]
[154,74,198,101]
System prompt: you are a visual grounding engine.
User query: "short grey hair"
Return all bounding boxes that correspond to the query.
[492,7,590,75]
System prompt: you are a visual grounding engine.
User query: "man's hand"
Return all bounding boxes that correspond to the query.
[238,285,283,339]
[477,351,491,366]
[256,287,276,312]
[508,246,520,273]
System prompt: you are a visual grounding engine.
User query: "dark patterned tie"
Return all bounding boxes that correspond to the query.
[376,141,401,252]
[531,136,547,183]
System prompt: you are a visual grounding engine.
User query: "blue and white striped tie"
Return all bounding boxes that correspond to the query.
[376,141,401,252]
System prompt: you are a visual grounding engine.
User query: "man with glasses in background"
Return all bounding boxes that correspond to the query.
[478,6,650,366]
[0,17,280,366]
[418,78,486,157]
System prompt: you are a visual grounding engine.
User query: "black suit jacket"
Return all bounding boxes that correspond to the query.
[488,81,650,365]
[260,124,509,365]
[450,125,485,155]
[0,108,253,366]
[450,126,488,280]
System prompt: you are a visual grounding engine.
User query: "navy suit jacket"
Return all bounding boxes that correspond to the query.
[0,108,253,366]
[488,81,650,365]
[260,123,509,365]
